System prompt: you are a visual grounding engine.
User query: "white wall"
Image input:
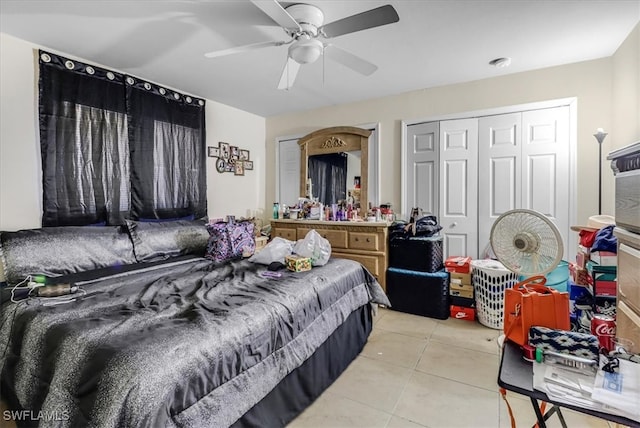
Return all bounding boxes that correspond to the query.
[612,23,640,148]
[0,32,266,231]
[266,23,640,227]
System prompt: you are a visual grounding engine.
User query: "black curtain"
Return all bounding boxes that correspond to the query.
[39,53,129,226]
[38,51,207,226]
[126,79,206,220]
[308,153,347,205]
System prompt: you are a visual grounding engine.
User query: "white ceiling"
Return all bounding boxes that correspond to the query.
[1,0,638,117]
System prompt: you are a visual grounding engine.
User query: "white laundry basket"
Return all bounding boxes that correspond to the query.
[471,259,519,330]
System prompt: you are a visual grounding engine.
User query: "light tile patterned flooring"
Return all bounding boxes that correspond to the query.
[288,307,613,428]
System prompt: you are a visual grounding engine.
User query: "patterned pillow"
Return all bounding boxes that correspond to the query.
[205,221,255,263]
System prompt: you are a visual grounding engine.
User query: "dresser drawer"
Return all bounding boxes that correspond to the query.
[617,301,640,354]
[349,232,380,251]
[300,228,348,249]
[618,243,640,310]
[273,228,296,241]
[335,253,380,277]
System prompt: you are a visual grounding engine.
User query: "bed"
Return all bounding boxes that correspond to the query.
[0,220,389,427]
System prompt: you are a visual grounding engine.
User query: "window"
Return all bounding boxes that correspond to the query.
[38,51,206,226]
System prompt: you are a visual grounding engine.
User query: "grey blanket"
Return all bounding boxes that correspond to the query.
[0,257,388,427]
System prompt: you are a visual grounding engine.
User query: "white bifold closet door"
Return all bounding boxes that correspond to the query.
[477,106,570,260]
[404,121,440,217]
[477,113,522,258]
[439,118,479,259]
[405,105,570,261]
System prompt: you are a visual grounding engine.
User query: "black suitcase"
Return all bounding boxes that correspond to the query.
[389,235,443,272]
[386,267,450,320]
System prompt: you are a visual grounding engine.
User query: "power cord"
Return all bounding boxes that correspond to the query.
[9,275,34,303]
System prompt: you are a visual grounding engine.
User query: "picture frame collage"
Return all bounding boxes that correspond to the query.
[208,142,253,176]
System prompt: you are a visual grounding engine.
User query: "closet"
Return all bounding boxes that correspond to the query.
[404,103,572,260]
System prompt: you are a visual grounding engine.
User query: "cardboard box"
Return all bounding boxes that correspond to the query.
[254,236,268,253]
[445,256,472,273]
[449,282,474,299]
[576,246,590,269]
[569,262,590,286]
[590,251,617,266]
[594,279,617,296]
[450,305,475,321]
[285,255,312,272]
[449,272,472,285]
[450,295,475,308]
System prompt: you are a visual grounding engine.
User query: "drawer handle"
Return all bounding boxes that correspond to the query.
[366,238,371,243]
[355,237,359,242]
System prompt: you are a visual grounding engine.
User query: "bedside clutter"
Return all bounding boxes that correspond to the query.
[569,216,620,332]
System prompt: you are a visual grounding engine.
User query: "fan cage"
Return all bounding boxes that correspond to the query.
[490,209,563,276]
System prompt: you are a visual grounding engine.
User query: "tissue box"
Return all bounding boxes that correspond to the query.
[285,255,312,272]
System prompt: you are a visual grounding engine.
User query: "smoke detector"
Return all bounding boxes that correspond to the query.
[489,57,512,68]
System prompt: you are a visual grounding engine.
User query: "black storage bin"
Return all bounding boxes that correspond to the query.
[389,235,443,272]
[386,267,450,320]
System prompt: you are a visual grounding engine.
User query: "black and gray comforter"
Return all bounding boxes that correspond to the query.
[0,257,389,427]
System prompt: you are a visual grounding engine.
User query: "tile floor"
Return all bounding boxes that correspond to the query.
[287,307,614,428]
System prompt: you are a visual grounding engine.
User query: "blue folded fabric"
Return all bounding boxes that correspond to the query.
[591,225,617,253]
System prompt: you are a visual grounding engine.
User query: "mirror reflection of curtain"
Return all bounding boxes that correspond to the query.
[308,153,347,205]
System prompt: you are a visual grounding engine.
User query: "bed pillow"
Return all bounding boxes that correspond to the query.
[0,225,137,285]
[126,218,209,263]
[205,221,255,263]
[138,214,195,223]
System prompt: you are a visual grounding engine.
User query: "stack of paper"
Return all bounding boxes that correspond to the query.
[533,357,640,423]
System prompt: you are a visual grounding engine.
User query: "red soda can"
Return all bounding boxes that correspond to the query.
[591,315,616,353]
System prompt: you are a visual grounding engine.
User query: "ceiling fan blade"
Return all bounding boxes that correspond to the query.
[250,0,302,31]
[324,45,377,76]
[319,4,399,38]
[277,57,301,90]
[204,40,288,58]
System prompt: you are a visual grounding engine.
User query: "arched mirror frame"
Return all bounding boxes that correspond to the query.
[298,126,372,213]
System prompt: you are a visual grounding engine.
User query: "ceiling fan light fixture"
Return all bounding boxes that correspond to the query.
[285,4,324,36]
[289,38,323,64]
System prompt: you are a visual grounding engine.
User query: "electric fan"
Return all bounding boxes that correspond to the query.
[490,209,564,277]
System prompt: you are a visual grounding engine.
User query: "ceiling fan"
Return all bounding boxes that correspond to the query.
[204,1,400,90]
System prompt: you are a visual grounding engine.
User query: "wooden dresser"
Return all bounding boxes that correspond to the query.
[271,220,389,291]
[614,227,640,354]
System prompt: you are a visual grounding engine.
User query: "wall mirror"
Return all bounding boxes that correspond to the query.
[298,126,371,212]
